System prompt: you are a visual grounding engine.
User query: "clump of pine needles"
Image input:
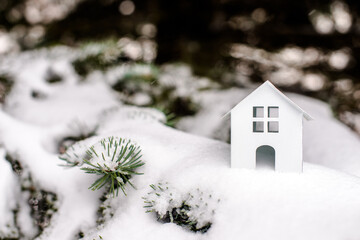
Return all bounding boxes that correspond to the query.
[60,136,144,197]
[143,183,218,233]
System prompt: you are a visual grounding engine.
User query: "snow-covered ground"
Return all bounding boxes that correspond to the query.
[0,46,360,240]
[177,88,360,177]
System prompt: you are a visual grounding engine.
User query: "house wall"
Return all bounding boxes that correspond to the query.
[231,86,303,172]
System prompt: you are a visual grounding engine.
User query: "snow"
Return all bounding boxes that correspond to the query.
[86,120,360,240]
[0,111,104,240]
[0,46,360,239]
[5,81,119,126]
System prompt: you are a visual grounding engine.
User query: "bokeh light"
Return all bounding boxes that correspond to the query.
[119,0,135,15]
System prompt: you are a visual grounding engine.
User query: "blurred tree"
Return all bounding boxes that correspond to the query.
[1,0,360,129]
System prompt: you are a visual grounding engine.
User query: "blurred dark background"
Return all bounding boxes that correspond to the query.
[1,0,360,131]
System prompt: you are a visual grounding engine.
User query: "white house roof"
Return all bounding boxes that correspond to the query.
[226,81,313,120]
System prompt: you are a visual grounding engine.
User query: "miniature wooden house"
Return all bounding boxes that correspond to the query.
[230,81,312,172]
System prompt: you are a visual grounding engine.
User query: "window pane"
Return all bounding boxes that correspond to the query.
[253,107,264,117]
[268,107,279,118]
[253,121,264,132]
[268,121,279,132]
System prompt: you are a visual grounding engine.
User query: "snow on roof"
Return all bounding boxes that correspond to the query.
[225,81,313,120]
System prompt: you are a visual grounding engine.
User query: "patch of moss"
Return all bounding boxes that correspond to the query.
[152,95,199,120]
[45,69,62,84]
[28,190,58,231]
[112,65,159,94]
[5,154,58,235]
[158,203,212,233]
[72,41,130,76]
[0,75,13,103]
[96,190,114,225]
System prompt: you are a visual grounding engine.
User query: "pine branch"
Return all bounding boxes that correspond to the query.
[59,137,145,197]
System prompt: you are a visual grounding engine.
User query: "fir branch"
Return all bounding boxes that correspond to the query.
[61,137,144,197]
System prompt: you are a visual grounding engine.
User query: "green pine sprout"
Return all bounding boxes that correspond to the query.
[60,137,144,197]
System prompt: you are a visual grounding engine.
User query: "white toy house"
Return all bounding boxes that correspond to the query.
[230,81,312,172]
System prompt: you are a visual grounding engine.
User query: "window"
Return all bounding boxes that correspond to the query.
[268,107,279,118]
[253,107,264,117]
[252,106,279,133]
[253,121,264,132]
[268,121,279,132]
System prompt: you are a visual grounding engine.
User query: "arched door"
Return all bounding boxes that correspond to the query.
[256,145,275,170]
